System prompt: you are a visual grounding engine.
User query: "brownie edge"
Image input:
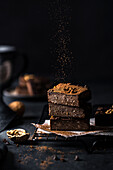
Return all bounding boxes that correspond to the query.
[47,83,91,107]
[49,103,91,118]
[50,117,90,131]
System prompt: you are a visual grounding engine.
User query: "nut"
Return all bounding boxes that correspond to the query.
[24,74,35,81]
[7,129,30,143]
[9,101,25,117]
[105,108,113,114]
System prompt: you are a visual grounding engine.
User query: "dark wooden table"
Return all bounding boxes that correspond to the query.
[1,82,113,170]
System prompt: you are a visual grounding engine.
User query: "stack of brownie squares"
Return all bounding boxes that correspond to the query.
[47,83,91,131]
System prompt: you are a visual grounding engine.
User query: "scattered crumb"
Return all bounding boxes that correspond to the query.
[19,154,21,157]
[3,138,7,143]
[48,147,56,152]
[35,146,56,153]
[57,150,64,154]
[40,156,53,170]
[20,155,33,165]
[60,157,66,162]
[35,146,48,152]
[61,155,65,158]
[30,145,34,149]
[55,136,58,140]
[3,138,10,145]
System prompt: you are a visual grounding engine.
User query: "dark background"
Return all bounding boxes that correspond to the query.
[73,0,113,82]
[0,0,113,104]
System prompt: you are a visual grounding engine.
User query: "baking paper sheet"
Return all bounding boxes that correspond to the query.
[32,118,113,138]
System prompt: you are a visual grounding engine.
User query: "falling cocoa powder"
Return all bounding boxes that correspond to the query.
[49,0,73,83]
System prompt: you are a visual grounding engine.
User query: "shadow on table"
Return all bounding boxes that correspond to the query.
[1,151,17,170]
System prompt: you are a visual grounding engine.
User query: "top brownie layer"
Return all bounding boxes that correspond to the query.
[49,83,89,95]
[48,83,91,107]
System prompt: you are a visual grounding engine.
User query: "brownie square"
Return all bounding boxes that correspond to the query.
[48,83,91,107]
[95,106,113,126]
[50,117,90,131]
[49,103,91,118]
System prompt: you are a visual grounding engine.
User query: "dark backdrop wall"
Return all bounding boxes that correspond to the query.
[0,0,49,75]
[0,0,113,104]
[73,0,113,82]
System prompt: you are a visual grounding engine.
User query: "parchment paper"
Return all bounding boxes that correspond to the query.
[32,118,113,138]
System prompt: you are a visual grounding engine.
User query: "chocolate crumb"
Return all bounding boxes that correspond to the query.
[3,139,10,145]
[61,155,64,158]
[55,136,58,140]
[53,155,59,160]
[30,145,34,149]
[16,144,19,147]
[3,139,7,143]
[41,160,44,163]
[74,155,80,161]
[19,154,21,157]
[60,158,66,162]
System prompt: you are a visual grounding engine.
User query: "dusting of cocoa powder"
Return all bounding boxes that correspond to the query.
[19,155,33,165]
[48,0,73,83]
[35,146,56,153]
[40,156,53,170]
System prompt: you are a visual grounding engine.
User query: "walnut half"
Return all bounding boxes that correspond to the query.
[7,129,30,143]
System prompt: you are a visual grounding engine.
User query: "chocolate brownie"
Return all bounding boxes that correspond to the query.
[15,86,28,95]
[19,75,38,87]
[15,83,46,96]
[47,83,91,107]
[26,80,36,96]
[19,75,50,89]
[95,105,113,126]
[49,103,91,118]
[15,74,51,96]
[50,116,90,131]
[25,79,47,96]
